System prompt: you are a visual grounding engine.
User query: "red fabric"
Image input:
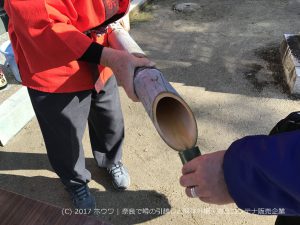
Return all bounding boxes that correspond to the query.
[4,0,129,93]
[103,0,119,19]
[118,0,130,14]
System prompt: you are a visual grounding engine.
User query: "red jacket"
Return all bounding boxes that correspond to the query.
[5,0,129,93]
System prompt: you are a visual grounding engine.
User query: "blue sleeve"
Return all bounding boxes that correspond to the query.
[223,130,300,215]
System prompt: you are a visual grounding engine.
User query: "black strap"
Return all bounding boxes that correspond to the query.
[275,216,300,225]
[269,112,300,135]
[78,42,104,65]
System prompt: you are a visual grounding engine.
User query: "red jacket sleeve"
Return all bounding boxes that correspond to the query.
[5,0,93,73]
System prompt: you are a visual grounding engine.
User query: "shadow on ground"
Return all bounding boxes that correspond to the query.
[0,151,171,225]
[132,0,300,100]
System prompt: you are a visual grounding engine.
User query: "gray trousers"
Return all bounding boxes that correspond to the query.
[28,76,124,187]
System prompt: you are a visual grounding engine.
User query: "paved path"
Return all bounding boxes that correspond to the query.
[1,1,300,224]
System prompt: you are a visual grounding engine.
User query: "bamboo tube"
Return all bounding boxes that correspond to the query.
[108,23,145,56]
[133,67,198,151]
[108,24,198,152]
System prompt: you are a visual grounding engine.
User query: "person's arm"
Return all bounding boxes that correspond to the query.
[223,130,300,215]
[100,47,155,101]
[180,130,300,215]
[78,42,104,64]
[78,42,155,101]
[6,1,154,101]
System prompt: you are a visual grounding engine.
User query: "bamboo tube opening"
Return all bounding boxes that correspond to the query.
[153,94,198,151]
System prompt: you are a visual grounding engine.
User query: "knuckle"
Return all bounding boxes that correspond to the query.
[182,165,189,174]
[179,176,186,186]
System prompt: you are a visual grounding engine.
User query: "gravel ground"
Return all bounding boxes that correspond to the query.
[1,1,300,224]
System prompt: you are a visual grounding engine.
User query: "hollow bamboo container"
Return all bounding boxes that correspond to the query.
[108,24,200,158]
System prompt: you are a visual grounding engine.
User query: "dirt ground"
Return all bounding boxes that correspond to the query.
[1,0,300,225]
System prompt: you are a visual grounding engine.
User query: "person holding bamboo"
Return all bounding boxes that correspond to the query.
[5,0,154,210]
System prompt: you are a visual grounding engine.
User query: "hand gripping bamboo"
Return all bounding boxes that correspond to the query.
[108,23,200,163]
